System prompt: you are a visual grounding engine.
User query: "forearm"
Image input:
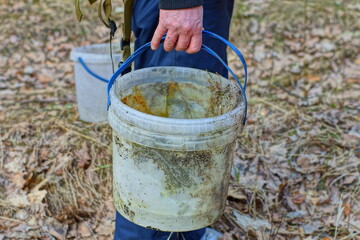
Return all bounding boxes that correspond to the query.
[158,0,203,10]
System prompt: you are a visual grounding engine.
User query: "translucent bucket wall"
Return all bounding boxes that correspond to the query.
[108,67,246,231]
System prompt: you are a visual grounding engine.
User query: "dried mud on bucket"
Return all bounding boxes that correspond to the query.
[120,76,240,119]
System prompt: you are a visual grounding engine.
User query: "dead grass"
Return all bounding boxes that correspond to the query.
[0,0,360,239]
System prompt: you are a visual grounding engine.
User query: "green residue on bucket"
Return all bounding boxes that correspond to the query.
[112,131,236,228]
[113,184,136,222]
[130,141,214,195]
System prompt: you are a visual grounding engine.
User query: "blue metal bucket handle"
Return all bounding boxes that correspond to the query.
[107,30,248,124]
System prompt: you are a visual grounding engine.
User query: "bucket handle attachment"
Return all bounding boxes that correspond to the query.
[107,30,248,124]
[77,57,109,83]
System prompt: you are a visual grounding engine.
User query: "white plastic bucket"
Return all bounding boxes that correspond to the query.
[70,43,121,122]
[108,67,246,231]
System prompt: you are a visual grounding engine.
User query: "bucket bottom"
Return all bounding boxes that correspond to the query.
[113,189,224,232]
[111,132,234,232]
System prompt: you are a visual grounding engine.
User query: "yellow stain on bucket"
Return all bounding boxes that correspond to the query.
[120,81,233,119]
[121,87,154,115]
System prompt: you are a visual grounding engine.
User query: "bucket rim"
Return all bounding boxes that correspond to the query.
[109,66,246,126]
[70,43,122,63]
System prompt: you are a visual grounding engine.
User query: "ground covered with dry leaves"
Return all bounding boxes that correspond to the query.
[1,0,360,239]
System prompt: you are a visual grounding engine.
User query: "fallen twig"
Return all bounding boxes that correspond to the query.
[274,81,307,100]
[55,121,109,148]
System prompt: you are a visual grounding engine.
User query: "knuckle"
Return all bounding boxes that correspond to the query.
[153,33,161,41]
[165,36,175,46]
[165,40,174,47]
[196,26,203,32]
[154,32,162,38]
[156,30,166,38]
[169,22,179,30]
[177,40,187,48]
[182,25,192,33]
[164,39,175,51]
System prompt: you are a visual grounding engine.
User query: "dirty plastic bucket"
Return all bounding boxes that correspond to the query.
[70,43,121,122]
[107,31,248,231]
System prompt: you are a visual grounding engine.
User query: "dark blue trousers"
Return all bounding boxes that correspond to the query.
[115,212,205,240]
[115,0,234,239]
[132,0,234,78]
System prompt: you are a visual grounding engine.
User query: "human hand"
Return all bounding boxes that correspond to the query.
[151,6,203,54]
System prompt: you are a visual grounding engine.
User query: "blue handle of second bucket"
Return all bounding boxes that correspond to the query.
[107,30,248,124]
[78,57,109,83]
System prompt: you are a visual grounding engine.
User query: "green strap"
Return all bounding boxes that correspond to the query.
[75,0,133,61]
[75,0,83,21]
[98,0,113,28]
[122,0,134,61]
[75,0,114,28]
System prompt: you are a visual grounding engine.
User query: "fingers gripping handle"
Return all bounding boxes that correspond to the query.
[107,31,248,124]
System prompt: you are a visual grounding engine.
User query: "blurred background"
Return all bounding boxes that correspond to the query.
[0,0,359,239]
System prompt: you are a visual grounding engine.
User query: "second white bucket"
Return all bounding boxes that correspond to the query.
[70,43,121,122]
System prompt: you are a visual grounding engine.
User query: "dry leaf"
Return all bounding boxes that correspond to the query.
[354,59,360,65]
[220,232,235,240]
[78,221,92,238]
[4,155,25,173]
[292,193,306,205]
[66,223,78,239]
[37,74,52,83]
[6,191,30,208]
[227,184,247,201]
[343,203,351,218]
[232,210,271,230]
[343,175,358,185]
[95,219,114,236]
[39,147,49,161]
[346,78,360,84]
[306,75,321,83]
[41,217,68,240]
[76,142,92,169]
[28,190,47,204]
[8,172,26,188]
[296,155,311,170]
[306,190,330,205]
[270,143,288,161]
